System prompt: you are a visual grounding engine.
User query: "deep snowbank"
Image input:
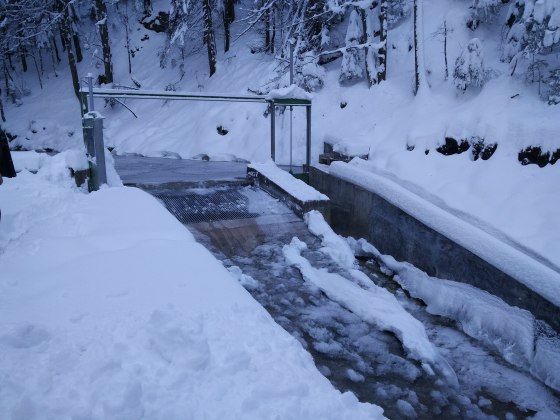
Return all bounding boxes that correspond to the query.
[0,154,383,419]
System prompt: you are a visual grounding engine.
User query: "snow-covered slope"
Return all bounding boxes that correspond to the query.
[3,0,559,267]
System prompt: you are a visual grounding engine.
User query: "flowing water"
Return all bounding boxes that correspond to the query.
[139,183,559,419]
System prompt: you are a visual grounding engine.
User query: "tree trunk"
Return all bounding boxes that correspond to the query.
[203,0,217,77]
[265,8,271,52]
[72,27,83,63]
[51,37,61,63]
[32,53,43,89]
[60,30,66,52]
[443,20,448,80]
[413,0,419,93]
[270,7,275,54]
[224,13,231,53]
[0,90,6,122]
[143,0,152,16]
[119,0,132,73]
[59,18,80,98]
[413,0,428,95]
[49,44,59,77]
[20,48,28,73]
[378,0,387,82]
[95,0,113,84]
[223,0,235,53]
[38,47,44,75]
[3,58,11,101]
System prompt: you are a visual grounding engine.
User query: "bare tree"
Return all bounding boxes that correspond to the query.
[223,0,235,52]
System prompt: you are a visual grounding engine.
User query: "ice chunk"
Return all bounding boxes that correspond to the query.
[283,237,458,387]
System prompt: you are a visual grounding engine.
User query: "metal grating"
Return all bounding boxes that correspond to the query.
[154,189,259,224]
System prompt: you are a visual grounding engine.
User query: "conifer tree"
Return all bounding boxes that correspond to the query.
[339,8,364,84]
[454,38,486,91]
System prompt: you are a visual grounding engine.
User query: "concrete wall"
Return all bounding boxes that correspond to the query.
[310,167,560,333]
[248,168,330,221]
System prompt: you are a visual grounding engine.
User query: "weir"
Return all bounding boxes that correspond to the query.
[114,155,560,418]
[79,83,311,191]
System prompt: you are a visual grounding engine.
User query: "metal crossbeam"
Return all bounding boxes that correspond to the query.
[78,88,311,107]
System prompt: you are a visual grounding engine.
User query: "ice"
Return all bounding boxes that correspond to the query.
[394,264,536,368]
[353,237,560,392]
[305,210,356,269]
[531,323,560,391]
[396,399,417,418]
[228,265,259,290]
[346,368,365,382]
[283,236,458,387]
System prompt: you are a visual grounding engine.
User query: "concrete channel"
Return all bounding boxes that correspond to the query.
[309,167,560,333]
[115,155,560,419]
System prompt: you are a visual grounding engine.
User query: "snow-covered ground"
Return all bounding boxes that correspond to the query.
[3,0,558,276]
[0,153,383,419]
[2,0,559,416]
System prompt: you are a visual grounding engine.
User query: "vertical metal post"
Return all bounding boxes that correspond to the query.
[93,116,107,187]
[289,39,295,173]
[270,101,276,162]
[82,111,107,191]
[306,105,311,173]
[87,73,95,112]
[80,92,89,117]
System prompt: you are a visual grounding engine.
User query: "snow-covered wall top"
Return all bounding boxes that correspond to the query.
[328,160,560,308]
[249,161,328,203]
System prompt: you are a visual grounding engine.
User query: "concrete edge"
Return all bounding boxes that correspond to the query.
[247,167,330,222]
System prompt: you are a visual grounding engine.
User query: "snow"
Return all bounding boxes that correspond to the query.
[265,84,313,101]
[304,210,357,269]
[396,399,417,418]
[249,161,329,202]
[286,211,459,387]
[328,158,560,307]
[349,237,560,393]
[2,0,560,414]
[5,0,558,281]
[11,151,46,172]
[0,159,384,419]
